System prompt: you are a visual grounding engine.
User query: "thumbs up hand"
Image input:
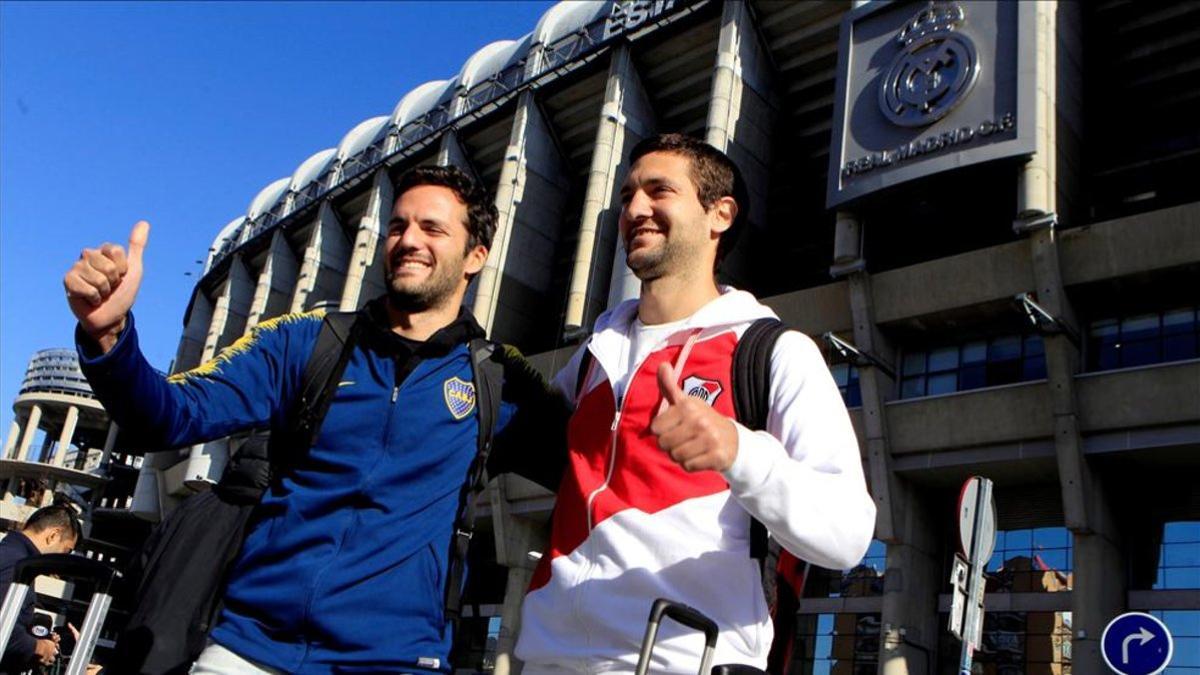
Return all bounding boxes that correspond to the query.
[64,221,150,353]
[649,362,739,473]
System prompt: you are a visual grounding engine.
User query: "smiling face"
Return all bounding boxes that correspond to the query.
[384,184,487,313]
[618,151,734,282]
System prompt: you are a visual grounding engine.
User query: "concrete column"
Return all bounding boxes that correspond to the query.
[51,406,79,467]
[3,419,22,458]
[705,0,777,286]
[247,230,300,330]
[291,201,351,313]
[15,405,42,462]
[341,168,393,311]
[202,255,255,362]
[563,44,657,331]
[489,477,547,675]
[436,130,480,179]
[37,432,54,465]
[99,423,119,468]
[832,212,937,674]
[471,90,573,344]
[174,291,214,374]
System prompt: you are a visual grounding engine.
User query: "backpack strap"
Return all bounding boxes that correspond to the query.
[732,317,788,559]
[272,311,360,473]
[444,338,503,627]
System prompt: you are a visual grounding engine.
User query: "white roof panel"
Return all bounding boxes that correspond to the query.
[459,34,533,88]
[210,216,247,252]
[289,148,338,192]
[246,178,291,220]
[336,116,390,160]
[390,79,459,128]
[534,1,609,46]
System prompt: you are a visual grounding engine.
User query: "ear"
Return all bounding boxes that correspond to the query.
[464,244,489,277]
[708,196,738,236]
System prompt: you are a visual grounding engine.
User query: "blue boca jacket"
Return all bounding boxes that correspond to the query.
[78,301,565,674]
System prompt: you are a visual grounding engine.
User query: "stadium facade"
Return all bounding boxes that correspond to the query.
[18,0,1197,672]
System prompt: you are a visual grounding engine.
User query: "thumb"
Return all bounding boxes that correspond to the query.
[127,220,150,266]
[657,362,686,407]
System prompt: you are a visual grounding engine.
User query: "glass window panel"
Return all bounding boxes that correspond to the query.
[1022,355,1047,380]
[1160,610,1200,637]
[1033,527,1070,549]
[989,335,1022,361]
[927,372,957,395]
[844,385,862,408]
[902,351,926,376]
[1164,542,1200,567]
[1023,335,1045,357]
[962,340,988,364]
[1163,308,1197,333]
[1093,339,1120,371]
[1163,334,1198,361]
[1170,637,1200,667]
[901,377,925,399]
[986,359,1022,386]
[1122,314,1161,340]
[1165,522,1200,543]
[1090,318,1119,336]
[1119,338,1160,367]
[928,346,959,372]
[1163,567,1200,590]
[959,364,987,391]
[830,363,849,387]
[1006,529,1034,550]
[1037,550,1068,572]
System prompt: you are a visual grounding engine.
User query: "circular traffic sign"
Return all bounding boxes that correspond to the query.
[957,476,997,563]
[1101,612,1173,675]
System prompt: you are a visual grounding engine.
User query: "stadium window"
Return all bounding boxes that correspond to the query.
[805,540,887,599]
[899,334,1046,399]
[794,612,880,674]
[985,527,1073,594]
[1155,521,1200,590]
[1087,306,1199,371]
[1148,611,1199,670]
[937,610,1072,673]
[829,362,862,408]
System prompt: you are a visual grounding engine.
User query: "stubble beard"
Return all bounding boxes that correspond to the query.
[386,257,463,313]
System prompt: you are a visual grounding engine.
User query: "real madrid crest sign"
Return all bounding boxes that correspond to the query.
[879,3,979,128]
[827,0,1036,207]
[443,377,476,420]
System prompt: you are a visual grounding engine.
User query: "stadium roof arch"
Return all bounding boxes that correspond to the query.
[205,215,248,272]
[290,148,338,193]
[533,0,609,47]
[336,116,390,161]
[247,178,291,222]
[459,35,533,89]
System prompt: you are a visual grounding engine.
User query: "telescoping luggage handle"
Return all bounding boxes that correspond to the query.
[0,554,122,675]
[635,598,719,675]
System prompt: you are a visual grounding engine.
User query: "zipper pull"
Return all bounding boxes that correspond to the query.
[391,385,399,404]
[610,410,621,432]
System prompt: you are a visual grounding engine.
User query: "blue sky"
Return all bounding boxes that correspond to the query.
[0,0,555,438]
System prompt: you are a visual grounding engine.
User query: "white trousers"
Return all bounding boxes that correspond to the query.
[190,641,283,675]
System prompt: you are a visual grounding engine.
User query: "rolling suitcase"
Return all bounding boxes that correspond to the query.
[0,553,122,675]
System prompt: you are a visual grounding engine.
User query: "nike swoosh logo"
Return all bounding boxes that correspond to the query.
[338,381,355,387]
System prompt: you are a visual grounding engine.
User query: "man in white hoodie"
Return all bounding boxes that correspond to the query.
[515,133,877,673]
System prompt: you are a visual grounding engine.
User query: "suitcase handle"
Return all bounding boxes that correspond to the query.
[635,598,719,675]
[648,598,719,647]
[14,554,122,593]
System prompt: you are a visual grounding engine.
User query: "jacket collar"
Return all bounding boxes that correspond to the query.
[7,531,40,557]
[360,296,486,357]
[586,286,776,386]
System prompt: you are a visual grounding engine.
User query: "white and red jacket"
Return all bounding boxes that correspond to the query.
[516,288,876,674]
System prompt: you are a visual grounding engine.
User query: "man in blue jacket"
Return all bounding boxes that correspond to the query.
[63,166,565,674]
[0,505,80,673]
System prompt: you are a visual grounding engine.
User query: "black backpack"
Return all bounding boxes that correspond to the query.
[574,317,808,672]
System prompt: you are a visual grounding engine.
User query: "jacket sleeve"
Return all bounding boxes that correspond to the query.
[721,330,877,570]
[487,345,572,492]
[76,311,318,452]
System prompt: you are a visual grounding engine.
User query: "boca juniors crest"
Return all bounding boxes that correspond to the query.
[682,376,723,407]
[443,377,476,420]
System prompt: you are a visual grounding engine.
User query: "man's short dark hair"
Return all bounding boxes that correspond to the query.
[393,165,498,253]
[24,504,82,542]
[629,133,749,267]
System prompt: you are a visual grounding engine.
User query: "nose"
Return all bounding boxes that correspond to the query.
[622,188,652,227]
